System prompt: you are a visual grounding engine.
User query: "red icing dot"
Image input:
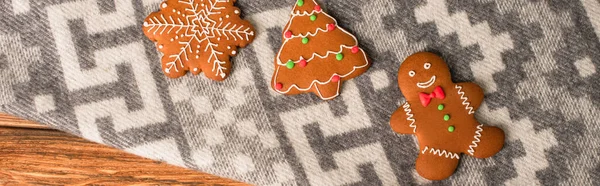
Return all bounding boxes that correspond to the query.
[351,46,360,54]
[331,75,341,82]
[285,31,293,39]
[299,59,307,67]
[275,83,283,90]
[327,24,336,31]
[314,5,321,12]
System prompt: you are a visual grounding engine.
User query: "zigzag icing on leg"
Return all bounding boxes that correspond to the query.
[467,124,484,155]
[421,146,460,159]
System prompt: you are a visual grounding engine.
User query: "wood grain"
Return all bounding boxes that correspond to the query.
[0,113,49,129]
[0,115,248,185]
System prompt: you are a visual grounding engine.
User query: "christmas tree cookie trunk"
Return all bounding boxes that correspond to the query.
[271,0,370,100]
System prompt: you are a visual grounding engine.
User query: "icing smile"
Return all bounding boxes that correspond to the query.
[417,76,436,88]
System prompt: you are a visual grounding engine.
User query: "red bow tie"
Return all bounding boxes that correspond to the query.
[419,86,445,107]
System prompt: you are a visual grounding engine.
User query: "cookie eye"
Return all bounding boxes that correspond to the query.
[409,71,416,77]
[424,63,431,70]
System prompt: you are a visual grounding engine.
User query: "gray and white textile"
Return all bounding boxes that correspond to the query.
[1,0,599,185]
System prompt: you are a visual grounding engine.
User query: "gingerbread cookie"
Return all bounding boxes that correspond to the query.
[271,0,370,100]
[390,52,505,180]
[143,0,255,81]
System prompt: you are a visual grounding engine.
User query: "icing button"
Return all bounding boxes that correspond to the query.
[302,37,309,44]
[285,31,293,39]
[331,75,341,82]
[448,126,455,132]
[275,83,283,90]
[336,53,344,61]
[314,5,321,12]
[310,15,317,21]
[299,59,307,67]
[438,104,444,111]
[351,46,360,54]
[443,114,450,121]
[297,0,304,6]
[286,60,295,69]
[327,24,336,31]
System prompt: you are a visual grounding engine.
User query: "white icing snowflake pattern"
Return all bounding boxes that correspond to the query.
[143,0,255,80]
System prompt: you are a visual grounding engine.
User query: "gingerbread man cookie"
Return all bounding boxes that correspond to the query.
[390,52,505,180]
[143,0,255,80]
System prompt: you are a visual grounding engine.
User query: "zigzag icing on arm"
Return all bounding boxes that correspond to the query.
[421,146,460,159]
[402,102,417,133]
[455,84,475,115]
[467,124,484,155]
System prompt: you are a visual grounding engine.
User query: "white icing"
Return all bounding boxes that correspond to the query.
[143,0,254,78]
[402,102,417,133]
[409,71,415,77]
[455,84,475,114]
[416,75,436,88]
[161,3,167,8]
[424,62,431,69]
[231,50,237,55]
[421,146,460,159]
[272,1,369,100]
[467,124,484,155]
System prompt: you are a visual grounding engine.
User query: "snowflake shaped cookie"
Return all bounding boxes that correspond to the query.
[143,0,255,80]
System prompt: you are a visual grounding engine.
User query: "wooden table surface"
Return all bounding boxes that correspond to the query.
[0,114,248,185]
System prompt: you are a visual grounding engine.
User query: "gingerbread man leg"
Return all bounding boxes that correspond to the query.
[466,125,505,159]
[415,149,460,180]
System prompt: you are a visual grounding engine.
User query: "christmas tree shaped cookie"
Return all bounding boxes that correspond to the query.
[143,0,255,81]
[271,0,370,100]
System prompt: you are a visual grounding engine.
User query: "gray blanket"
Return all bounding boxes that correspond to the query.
[1,0,599,185]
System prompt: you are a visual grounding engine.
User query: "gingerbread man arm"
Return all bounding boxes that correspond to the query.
[390,102,417,134]
[454,82,484,113]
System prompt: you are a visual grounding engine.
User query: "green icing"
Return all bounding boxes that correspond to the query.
[444,114,450,121]
[286,61,295,69]
[302,37,309,44]
[336,53,344,61]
